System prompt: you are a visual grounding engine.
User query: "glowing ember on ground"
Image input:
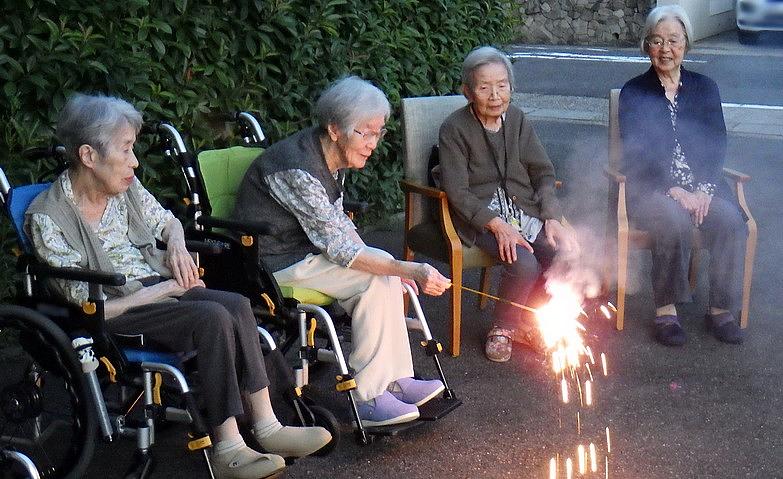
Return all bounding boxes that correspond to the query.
[533,281,616,477]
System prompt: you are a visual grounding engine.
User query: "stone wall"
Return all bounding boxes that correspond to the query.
[515,0,656,46]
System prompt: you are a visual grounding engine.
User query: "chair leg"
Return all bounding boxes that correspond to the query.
[688,246,700,292]
[478,267,491,310]
[616,231,629,331]
[740,219,758,329]
[450,266,463,357]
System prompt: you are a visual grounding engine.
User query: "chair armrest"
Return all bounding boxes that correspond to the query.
[400,179,447,199]
[722,167,750,184]
[196,215,273,236]
[184,239,227,256]
[28,263,126,286]
[604,165,626,183]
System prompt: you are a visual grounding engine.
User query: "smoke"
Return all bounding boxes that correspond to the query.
[541,123,644,302]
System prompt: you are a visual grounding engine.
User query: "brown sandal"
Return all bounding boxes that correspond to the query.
[485,327,513,362]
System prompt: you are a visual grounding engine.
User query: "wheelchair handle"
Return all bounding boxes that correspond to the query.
[22,145,67,160]
[29,264,127,286]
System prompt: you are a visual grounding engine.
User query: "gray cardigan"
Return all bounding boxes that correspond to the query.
[438,104,562,245]
[24,173,172,300]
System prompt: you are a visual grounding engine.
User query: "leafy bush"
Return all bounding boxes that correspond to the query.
[0,0,517,297]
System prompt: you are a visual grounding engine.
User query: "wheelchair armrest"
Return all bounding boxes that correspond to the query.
[154,238,227,256]
[343,199,369,214]
[196,215,273,236]
[722,167,750,184]
[29,263,126,286]
[604,165,626,183]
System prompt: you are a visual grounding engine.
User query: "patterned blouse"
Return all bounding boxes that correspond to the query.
[265,169,363,268]
[27,171,175,304]
[668,93,716,196]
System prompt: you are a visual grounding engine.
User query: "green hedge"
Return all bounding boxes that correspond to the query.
[0,0,517,297]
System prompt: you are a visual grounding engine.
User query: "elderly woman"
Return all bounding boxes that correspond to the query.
[620,5,747,346]
[438,46,579,363]
[25,94,331,479]
[232,76,451,427]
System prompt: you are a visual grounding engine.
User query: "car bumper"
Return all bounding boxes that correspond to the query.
[737,1,783,31]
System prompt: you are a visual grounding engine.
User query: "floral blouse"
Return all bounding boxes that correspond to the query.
[265,169,363,268]
[27,171,175,305]
[668,94,716,196]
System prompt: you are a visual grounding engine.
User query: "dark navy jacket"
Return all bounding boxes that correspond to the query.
[619,66,731,204]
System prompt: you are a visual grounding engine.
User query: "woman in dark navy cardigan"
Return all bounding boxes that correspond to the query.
[619,5,747,346]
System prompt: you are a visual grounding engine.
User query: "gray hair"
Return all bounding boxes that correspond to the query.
[57,93,143,166]
[640,5,694,54]
[461,46,514,91]
[314,76,390,135]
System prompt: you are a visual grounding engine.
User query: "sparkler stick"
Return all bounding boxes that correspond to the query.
[460,285,538,313]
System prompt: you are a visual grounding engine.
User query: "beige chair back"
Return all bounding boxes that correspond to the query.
[401,95,468,226]
[608,88,622,171]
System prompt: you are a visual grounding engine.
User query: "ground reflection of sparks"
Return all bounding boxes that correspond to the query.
[534,281,615,478]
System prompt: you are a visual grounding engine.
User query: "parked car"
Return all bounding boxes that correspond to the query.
[736,0,783,44]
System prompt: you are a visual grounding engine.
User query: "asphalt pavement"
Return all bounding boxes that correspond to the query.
[83,32,783,479]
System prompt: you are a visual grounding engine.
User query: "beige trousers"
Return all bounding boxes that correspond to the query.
[273,247,414,402]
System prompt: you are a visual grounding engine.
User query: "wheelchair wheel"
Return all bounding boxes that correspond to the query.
[306,405,340,456]
[0,305,95,478]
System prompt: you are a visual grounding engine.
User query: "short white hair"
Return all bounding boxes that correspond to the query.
[57,93,142,167]
[640,5,694,54]
[461,46,514,91]
[314,76,390,136]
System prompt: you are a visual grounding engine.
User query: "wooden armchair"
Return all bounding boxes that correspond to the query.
[400,95,498,357]
[603,88,757,330]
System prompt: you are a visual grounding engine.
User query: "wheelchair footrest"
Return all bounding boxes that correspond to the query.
[417,396,462,421]
[362,419,424,437]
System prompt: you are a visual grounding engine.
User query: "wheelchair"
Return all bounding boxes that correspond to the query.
[0,156,215,477]
[156,115,462,445]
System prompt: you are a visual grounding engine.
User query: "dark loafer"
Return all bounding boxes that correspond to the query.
[707,313,744,344]
[654,315,686,346]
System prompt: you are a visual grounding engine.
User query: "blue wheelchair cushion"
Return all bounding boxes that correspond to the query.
[8,183,51,253]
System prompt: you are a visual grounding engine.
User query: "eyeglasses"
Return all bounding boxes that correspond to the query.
[353,128,387,142]
[474,83,511,98]
[646,36,686,49]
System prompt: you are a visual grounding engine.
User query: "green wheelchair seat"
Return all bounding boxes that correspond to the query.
[197,146,335,307]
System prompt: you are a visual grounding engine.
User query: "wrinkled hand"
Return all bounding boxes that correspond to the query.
[486,217,533,264]
[544,219,580,254]
[691,190,712,226]
[156,278,205,299]
[400,277,419,295]
[165,239,200,289]
[413,263,451,296]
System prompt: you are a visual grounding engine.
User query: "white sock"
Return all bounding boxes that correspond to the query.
[213,434,244,456]
[253,417,283,439]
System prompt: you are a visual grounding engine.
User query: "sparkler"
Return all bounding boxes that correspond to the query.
[460,285,538,313]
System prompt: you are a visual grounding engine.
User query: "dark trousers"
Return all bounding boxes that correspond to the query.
[474,230,556,332]
[107,288,269,429]
[629,193,747,312]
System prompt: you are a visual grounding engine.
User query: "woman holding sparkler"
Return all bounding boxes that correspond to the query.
[619,5,747,346]
[439,46,579,363]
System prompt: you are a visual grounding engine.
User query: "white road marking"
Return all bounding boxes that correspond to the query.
[508,51,707,64]
[723,102,783,110]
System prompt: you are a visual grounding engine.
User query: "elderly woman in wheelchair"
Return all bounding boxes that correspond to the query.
[232,76,453,428]
[24,93,330,479]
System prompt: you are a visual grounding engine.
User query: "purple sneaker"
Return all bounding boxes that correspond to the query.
[357,390,419,427]
[388,377,445,406]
